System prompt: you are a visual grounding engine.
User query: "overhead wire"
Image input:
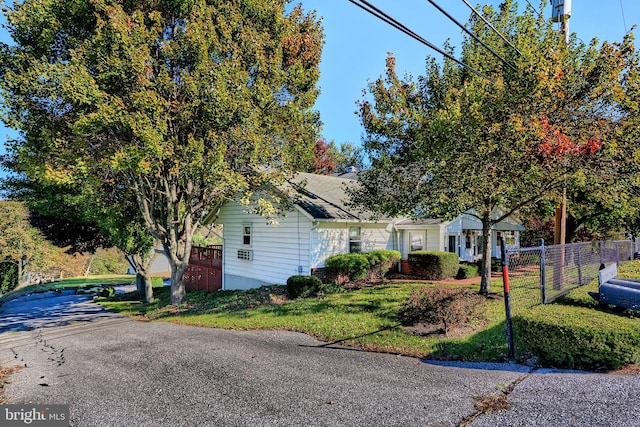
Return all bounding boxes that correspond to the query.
[524,0,540,15]
[461,0,522,56]
[347,0,495,83]
[425,0,517,72]
[619,0,628,34]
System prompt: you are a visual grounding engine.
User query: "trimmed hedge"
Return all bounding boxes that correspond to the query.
[456,263,479,279]
[514,304,640,370]
[325,253,370,282]
[408,251,459,280]
[286,275,323,299]
[325,250,401,283]
[364,250,401,280]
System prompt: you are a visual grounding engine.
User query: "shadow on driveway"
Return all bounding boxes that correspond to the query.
[0,291,121,333]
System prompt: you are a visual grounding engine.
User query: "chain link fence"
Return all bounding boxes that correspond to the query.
[505,240,634,315]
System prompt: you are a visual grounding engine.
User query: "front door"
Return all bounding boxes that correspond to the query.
[448,235,457,255]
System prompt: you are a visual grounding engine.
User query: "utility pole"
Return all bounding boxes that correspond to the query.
[551,0,571,289]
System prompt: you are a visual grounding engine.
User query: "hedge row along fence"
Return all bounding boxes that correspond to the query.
[513,302,640,370]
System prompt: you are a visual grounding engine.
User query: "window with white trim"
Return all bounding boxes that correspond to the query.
[349,226,362,253]
[242,224,252,246]
[409,232,424,252]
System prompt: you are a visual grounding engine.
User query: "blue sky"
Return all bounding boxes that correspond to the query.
[1,1,638,177]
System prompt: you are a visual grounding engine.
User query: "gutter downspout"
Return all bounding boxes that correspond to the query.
[310,220,320,273]
[221,235,226,290]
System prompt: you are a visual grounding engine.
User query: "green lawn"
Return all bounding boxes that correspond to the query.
[100,281,509,361]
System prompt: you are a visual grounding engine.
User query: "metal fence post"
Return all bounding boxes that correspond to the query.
[576,245,583,286]
[539,238,546,304]
[501,236,515,361]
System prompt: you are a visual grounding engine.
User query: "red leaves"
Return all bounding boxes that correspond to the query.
[535,115,602,162]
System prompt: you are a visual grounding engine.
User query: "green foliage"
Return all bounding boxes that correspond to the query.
[514,305,640,370]
[400,286,485,334]
[0,201,47,274]
[325,253,370,282]
[408,251,459,280]
[152,277,165,288]
[347,0,640,296]
[475,258,503,273]
[98,286,116,297]
[456,263,479,280]
[100,282,504,361]
[364,249,401,280]
[88,248,130,275]
[1,0,324,305]
[0,261,19,294]
[286,275,323,299]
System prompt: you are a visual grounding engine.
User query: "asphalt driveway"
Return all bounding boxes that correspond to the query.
[0,290,638,426]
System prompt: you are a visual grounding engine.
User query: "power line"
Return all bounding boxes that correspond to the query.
[619,0,628,34]
[426,0,517,72]
[524,0,540,15]
[461,0,522,56]
[347,0,494,83]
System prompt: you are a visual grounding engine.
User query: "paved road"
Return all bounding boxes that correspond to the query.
[0,290,638,427]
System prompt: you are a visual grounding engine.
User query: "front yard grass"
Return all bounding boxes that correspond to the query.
[99,260,640,370]
[100,282,509,361]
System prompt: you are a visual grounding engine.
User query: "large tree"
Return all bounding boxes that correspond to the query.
[0,0,323,304]
[349,1,639,294]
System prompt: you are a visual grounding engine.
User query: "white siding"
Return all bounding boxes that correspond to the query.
[217,203,312,290]
[398,226,445,259]
[426,228,443,251]
[311,222,395,268]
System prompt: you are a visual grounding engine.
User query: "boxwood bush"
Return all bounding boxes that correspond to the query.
[325,250,401,283]
[325,253,370,282]
[286,275,323,299]
[364,250,401,280]
[408,251,459,280]
[456,263,480,279]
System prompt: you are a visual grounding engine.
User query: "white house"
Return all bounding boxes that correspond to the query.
[215,172,523,290]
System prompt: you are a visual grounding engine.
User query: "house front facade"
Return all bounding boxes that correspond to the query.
[214,173,523,290]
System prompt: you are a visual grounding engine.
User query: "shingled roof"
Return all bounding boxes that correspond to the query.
[289,172,380,221]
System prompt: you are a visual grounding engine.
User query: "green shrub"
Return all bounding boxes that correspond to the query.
[456,263,480,279]
[98,286,116,297]
[0,261,19,294]
[325,253,370,282]
[286,275,323,298]
[514,304,640,370]
[364,250,401,280]
[88,248,130,275]
[152,277,165,288]
[475,257,503,273]
[399,286,485,334]
[408,251,459,280]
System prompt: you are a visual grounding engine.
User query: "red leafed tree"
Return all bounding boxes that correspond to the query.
[536,115,602,161]
[311,139,337,175]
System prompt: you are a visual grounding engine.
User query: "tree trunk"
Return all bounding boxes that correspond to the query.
[85,254,94,277]
[170,261,188,305]
[143,275,154,304]
[480,215,493,296]
[130,252,156,304]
